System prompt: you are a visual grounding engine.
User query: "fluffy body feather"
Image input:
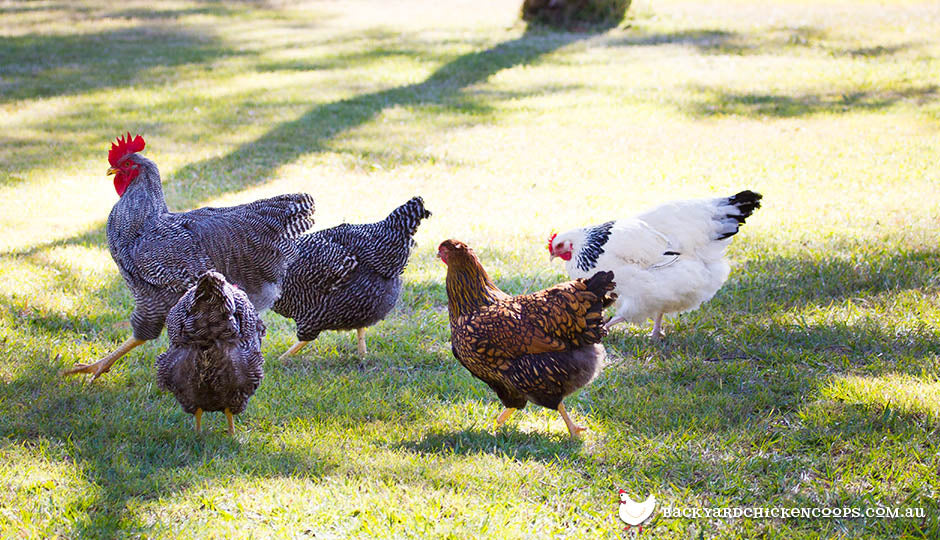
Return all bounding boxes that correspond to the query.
[273,197,431,357]
[549,190,761,337]
[64,135,314,379]
[440,239,616,437]
[156,272,265,433]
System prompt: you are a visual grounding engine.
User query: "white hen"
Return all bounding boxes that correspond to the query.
[549,191,762,339]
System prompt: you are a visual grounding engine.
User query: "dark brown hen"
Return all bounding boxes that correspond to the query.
[156,271,265,435]
[439,239,616,437]
[63,134,314,380]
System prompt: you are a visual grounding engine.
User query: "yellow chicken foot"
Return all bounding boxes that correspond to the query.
[225,408,234,436]
[194,408,203,433]
[494,407,516,427]
[278,340,309,362]
[61,337,146,380]
[650,314,664,340]
[356,328,367,357]
[557,402,585,438]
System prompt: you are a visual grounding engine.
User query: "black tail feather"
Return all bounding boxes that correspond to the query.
[584,270,617,307]
[715,190,763,239]
[727,190,762,221]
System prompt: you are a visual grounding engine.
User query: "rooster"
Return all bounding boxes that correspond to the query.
[439,239,616,437]
[63,133,314,380]
[156,271,265,435]
[548,190,762,339]
[274,197,431,360]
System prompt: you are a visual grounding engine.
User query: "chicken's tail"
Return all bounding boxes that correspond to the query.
[713,190,763,240]
[573,271,618,344]
[387,196,433,236]
[185,271,239,343]
[243,193,316,239]
[583,270,618,308]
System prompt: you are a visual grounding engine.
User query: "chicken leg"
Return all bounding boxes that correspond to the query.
[194,408,203,433]
[278,340,309,361]
[604,315,625,330]
[557,402,585,438]
[225,408,235,436]
[356,328,367,357]
[650,314,664,340]
[61,337,146,380]
[495,407,516,427]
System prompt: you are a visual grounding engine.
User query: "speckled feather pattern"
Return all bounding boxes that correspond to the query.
[443,240,616,411]
[106,154,314,341]
[273,197,431,341]
[156,272,265,415]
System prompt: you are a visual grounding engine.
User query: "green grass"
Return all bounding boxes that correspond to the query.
[1,0,939,537]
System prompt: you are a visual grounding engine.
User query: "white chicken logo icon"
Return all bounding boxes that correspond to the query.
[617,490,655,532]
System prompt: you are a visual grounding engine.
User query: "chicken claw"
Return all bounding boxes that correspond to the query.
[61,337,146,380]
[278,340,309,362]
[557,402,586,438]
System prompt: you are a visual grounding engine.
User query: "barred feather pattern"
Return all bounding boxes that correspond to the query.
[273,197,431,341]
[442,239,615,411]
[106,154,314,340]
[155,271,265,415]
[576,220,614,272]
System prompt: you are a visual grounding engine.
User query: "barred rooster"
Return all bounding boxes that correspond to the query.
[63,133,314,380]
[440,239,616,437]
[274,197,431,359]
[549,191,762,339]
[156,271,265,435]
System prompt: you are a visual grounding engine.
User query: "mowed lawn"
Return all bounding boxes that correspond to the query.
[1,0,939,537]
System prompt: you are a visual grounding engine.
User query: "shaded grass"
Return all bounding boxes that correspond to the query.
[1,0,939,538]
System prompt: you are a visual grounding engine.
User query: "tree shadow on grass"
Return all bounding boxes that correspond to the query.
[725,247,940,310]
[165,30,594,206]
[5,26,598,257]
[0,27,242,104]
[685,84,939,118]
[604,25,920,59]
[397,426,582,461]
[0,357,339,536]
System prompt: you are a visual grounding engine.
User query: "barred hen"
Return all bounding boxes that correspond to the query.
[156,271,264,435]
[274,197,431,359]
[439,239,616,437]
[549,190,762,339]
[63,133,314,380]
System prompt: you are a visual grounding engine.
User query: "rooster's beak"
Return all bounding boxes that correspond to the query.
[107,167,119,176]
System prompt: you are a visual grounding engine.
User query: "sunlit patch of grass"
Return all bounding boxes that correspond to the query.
[825,373,940,421]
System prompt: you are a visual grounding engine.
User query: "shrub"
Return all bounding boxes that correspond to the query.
[521,0,632,29]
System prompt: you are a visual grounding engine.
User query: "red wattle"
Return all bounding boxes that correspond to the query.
[114,176,127,196]
[560,252,572,261]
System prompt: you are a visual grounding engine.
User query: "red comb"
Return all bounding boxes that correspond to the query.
[548,232,558,251]
[108,133,145,166]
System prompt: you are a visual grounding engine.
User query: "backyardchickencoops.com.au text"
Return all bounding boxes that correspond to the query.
[661,506,925,520]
